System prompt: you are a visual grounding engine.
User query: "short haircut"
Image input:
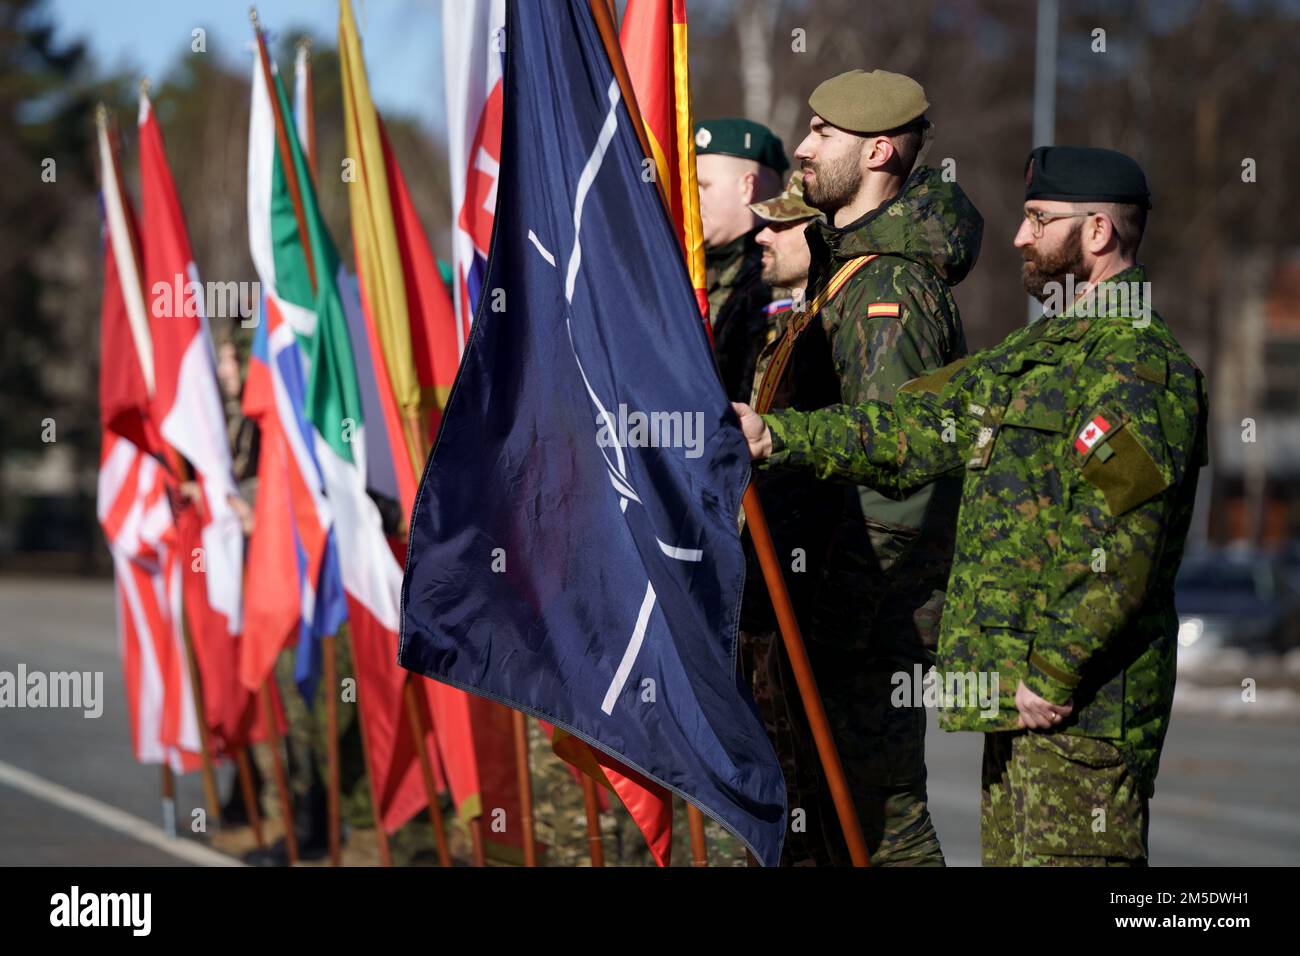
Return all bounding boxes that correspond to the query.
[1094,201,1148,257]
[882,117,928,176]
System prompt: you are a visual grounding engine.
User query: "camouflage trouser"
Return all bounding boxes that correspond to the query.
[748,632,944,866]
[527,719,748,866]
[980,731,1149,867]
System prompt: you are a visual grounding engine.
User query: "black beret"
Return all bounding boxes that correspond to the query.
[1024,146,1151,209]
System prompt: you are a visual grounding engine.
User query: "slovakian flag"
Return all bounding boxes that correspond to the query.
[444,0,505,352]
[95,112,200,772]
[340,0,529,854]
[401,0,786,866]
[620,0,709,322]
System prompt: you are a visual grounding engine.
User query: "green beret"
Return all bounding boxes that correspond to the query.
[749,170,820,223]
[808,69,929,134]
[694,118,788,174]
[1024,146,1151,209]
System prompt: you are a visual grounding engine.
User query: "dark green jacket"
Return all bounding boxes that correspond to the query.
[763,265,1210,795]
[744,165,981,665]
[708,229,774,402]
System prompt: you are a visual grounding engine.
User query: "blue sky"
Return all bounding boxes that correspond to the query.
[48,0,446,135]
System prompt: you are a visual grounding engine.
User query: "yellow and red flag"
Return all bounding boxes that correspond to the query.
[620,0,708,322]
[338,0,459,517]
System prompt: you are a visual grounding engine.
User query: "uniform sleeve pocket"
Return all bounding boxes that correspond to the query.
[1080,423,1169,516]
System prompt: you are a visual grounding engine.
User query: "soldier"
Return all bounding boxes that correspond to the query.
[742,70,983,867]
[695,117,787,401]
[736,146,1209,866]
[750,169,819,344]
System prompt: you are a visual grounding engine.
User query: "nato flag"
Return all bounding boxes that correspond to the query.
[398,0,786,864]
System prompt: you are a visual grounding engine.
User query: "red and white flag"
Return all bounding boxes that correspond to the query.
[444,0,505,351]
[138,91,259,755]
[95,114,200,771]
[1074,414,1113,456]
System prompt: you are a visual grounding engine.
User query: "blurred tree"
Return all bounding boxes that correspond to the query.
[0,3,451,563]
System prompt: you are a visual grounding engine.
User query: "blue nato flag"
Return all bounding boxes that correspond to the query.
[398,0,786,864]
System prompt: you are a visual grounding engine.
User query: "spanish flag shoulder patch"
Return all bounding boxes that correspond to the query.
[866,302,902,319]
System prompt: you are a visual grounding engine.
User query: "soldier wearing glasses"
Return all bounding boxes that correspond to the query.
[734,146,1209,866]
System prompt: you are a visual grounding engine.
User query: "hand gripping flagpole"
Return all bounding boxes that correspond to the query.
[587,0,869,867]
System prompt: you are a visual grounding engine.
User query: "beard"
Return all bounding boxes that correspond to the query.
[761,253,797,288]
[802,152,862,213]
[1022,223,1086,301]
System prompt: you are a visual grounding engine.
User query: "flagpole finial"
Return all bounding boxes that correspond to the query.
[138,76,150,98]
[94,102,109,129]
[296,35,312,53]
[249,6,260,27]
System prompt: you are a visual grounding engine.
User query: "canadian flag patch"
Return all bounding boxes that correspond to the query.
[1074,415,1113,455]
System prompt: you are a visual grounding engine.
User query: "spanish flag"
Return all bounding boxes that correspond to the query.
[620,0,708,323]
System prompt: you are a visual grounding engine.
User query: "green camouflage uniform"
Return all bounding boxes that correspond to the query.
[762,264,1209,865]
[708,229,775,402]
[744,164,981,867]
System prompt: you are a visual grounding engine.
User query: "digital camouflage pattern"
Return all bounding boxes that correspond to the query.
[709,228,775,402]
[982,731,1149,865]
[763,264,1210,807]
[741,163,982,866]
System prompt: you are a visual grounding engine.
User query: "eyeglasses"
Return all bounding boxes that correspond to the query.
[1023,209,1096,238]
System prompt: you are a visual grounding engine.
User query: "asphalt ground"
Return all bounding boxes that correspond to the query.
[1,578,1296,866]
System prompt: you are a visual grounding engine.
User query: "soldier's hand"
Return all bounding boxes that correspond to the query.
[1015,680,1073,730]
[731,402,772,460]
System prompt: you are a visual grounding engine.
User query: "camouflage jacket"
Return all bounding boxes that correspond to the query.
[709,229,775,402]
[762,265,1210,796]
[743,165,981,664]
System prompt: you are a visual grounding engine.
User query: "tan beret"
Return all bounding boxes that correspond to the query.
[808,69,929,134]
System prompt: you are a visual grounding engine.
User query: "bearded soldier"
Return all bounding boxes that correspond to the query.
[741,70,983,866]
[737,146,1208,866]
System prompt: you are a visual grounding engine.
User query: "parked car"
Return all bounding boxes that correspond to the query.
[1174,550,1300,668]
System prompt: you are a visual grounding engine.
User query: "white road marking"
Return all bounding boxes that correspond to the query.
[0,758,244,867]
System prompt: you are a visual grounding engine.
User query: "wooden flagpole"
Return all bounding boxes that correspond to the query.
[402,681,453,866]
[261,680,298,864]
[235,748,266,849]
[322,639,341,865]
[581,776,605,867]
[252,10,316,295]
[294,30,342,870]
[585,0,869,866]
[352,670,393,866]
[512,710,537,866]
[97,103,224,828]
